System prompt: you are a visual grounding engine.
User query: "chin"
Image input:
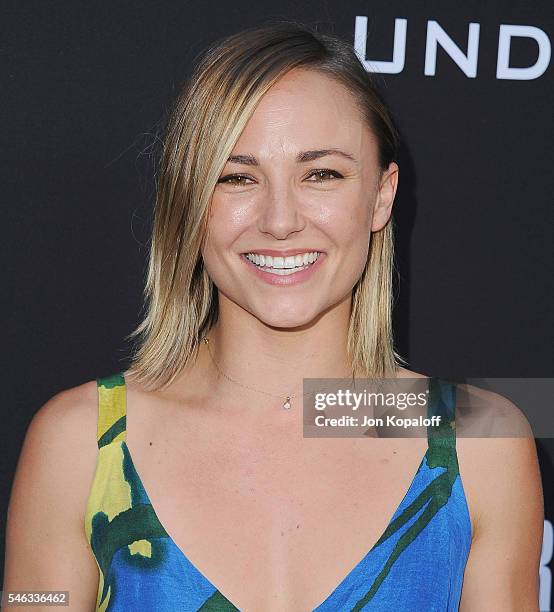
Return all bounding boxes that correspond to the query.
[253,305,320,330]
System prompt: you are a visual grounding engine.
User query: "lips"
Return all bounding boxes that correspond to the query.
[240,250,326,285]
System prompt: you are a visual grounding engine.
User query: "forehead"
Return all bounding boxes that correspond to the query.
[234,68,376,158]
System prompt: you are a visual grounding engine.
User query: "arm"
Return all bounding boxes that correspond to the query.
[459,405,544,611]
[2,382,100,611]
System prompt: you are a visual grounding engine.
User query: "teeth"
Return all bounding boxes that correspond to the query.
[245,251,321,270]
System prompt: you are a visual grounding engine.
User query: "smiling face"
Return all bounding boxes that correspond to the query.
[201,67,398,329]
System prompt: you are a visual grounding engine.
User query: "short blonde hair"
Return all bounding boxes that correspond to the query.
[123,20,407,390]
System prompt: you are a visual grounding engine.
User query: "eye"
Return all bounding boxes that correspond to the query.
[217,174,254,186]
[306,168,343,182]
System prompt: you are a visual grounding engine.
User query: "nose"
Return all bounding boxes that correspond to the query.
[256,183,306,240]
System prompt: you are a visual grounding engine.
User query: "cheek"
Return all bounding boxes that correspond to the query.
[324,203,372,281]
[210,191,255,230]
[325,199,372,244]
[204,197,252,254]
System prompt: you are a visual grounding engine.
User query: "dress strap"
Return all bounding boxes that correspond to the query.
[426,377,457,451]
[96,372,127,449]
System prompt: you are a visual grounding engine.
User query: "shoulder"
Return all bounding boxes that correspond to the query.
[453,384,543,608]
[397,374,542,542]
[453,383,540,531]
[20,380,101,476]
[454,381,534,437]
[454,382,539,522]
[10,379,100,513]
[7,378,102,537]
[4,379,101,597]
[29,379,99,443]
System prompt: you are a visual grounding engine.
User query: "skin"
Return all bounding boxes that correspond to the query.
[2,67,543,611]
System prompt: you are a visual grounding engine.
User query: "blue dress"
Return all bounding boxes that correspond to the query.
[84,374,472,611]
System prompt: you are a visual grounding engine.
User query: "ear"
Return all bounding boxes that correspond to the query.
[371,162,399,232]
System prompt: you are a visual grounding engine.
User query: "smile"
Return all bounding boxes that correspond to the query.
[243,251,322,275]
[240,250,326,285]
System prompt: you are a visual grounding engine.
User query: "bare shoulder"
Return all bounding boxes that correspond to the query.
[17,379,101,482]
[397,374,542,533]
[450,382,539,527]
[30,379,99,443]
[9,378,100,512]
[22,377,101,524]
[395,374,543,607]
[452,384,543,609]
[3,379,100,605]
[454,381,534,437]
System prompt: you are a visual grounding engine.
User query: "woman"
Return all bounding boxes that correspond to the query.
[3,21,543,611]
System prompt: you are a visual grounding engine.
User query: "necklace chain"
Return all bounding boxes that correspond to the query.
[202,335,314,410]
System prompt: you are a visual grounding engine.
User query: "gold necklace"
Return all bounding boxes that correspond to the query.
[202,335,315,410]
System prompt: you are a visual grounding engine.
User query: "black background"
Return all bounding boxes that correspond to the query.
[2,1,553,602]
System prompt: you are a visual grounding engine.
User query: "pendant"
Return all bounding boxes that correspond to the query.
[283,396,291,410]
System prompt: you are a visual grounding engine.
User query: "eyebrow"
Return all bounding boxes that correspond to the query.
[227,148,358,166]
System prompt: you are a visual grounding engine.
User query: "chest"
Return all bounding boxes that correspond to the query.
[126,414,430,611]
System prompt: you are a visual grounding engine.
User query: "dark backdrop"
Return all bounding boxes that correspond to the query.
[2,1,553,606]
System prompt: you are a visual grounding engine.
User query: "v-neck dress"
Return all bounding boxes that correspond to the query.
[84,373,472,611]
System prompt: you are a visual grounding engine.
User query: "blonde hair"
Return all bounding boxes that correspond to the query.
[123,20,408,390]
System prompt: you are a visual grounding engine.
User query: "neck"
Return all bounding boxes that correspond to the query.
[197,293,357,411]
